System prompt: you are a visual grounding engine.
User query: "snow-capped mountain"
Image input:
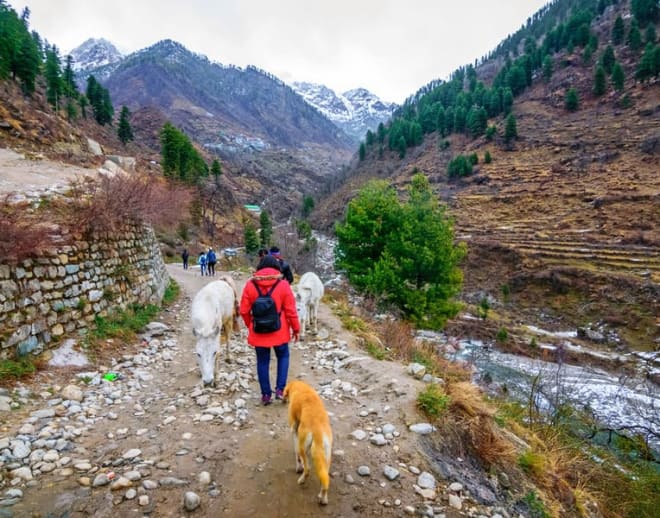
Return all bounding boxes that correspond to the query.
[292,82,397,142]
[69,38,123,73]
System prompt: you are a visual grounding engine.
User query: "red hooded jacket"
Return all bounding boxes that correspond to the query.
[239,267,300,347]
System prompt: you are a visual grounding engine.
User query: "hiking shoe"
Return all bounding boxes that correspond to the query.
[261,394,272,406]
[275,389,284,400]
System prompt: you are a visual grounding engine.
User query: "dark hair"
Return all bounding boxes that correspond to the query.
[257,248,269,258]
[257,255,281,271]
[269,246,280,254]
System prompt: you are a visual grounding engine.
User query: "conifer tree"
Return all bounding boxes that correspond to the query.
[44,45,63,109]
[259,210,272,249]
[593,65,607,96]
[628,18,643,51]
[635,43,658,81]
[377,122,386,144]
[565,87,579,111]
[611,62,625,91]
[397,135,406,159]
[117,106,134,144]
[16,30,40,94]
[645,24,657,44]
[504,113,517,143]
[62,55,77,98]
[359,142,366,161]
[600,45,616,74]
[366,129,374,146]
[612,16,625,45]
[243,221,259,255]
[211,159,222,178]
[542,55,553,82]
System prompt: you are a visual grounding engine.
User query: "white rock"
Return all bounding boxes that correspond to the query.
[357,466,370,476]
[449,482,463,492]
[138,495,149,506]
[370,434,387,446]
[11,440,30,459]
[198,471,211,485]
[61,385,84,402]
[417,472,436,489]
[10,467,33,481]
[125,488,137,500]
[184,491,201,511]
[409,423,436,435]
[350,429,367,441]
[383,465,400,480]
[448,494,462,509]
[122,448,141,460]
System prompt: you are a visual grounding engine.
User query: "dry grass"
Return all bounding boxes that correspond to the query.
[444,381,517,467]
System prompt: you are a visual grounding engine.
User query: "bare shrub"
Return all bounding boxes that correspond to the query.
[0,196,58,263]
[66,173,192,235]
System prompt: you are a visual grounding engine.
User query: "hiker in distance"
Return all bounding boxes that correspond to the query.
[269,246,294,284]
[239,254,300,405]
[198,251,207,276]
[206,248,217,276]
[182,248,189,270]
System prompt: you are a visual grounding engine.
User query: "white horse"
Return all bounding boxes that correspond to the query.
[191,276,238,386]
[294,272,324,340]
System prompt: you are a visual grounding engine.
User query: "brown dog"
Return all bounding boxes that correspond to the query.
[282,380,333,505]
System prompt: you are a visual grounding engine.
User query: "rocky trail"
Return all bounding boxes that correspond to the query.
[0,264,516,518]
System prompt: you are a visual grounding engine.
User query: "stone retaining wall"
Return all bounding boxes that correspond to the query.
[0,224,168,359]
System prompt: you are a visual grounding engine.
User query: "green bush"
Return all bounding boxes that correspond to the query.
[335,173,465,329]
[417,384,450,418]
[496,327,509,342]
[448,155,473,178]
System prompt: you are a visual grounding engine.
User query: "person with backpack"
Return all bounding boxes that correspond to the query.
[198,251,207,276]
[269,246,294,284]
[182,248,189,270]
[239,255,300,405]
[206,248,217,276]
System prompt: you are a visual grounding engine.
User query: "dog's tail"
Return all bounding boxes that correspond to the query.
[311,431,332,492]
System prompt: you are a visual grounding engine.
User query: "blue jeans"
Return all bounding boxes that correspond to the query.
[255,343,289,397]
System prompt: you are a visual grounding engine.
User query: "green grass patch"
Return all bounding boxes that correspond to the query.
[0,358,36,381]
[92,303,160,340]
[162,279,180,306]
[365,340,387,360]
[522,491,551,518]
[417,383,450,418]
[518,450,546,478]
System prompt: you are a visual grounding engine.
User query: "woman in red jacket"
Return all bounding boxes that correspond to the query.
[240,255,300,405]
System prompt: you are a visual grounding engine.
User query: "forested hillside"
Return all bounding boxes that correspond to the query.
[315,0,659,353]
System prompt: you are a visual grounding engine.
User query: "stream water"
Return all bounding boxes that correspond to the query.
[314,233,659,454]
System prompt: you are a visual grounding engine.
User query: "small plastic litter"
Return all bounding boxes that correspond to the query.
[102,372,120,382]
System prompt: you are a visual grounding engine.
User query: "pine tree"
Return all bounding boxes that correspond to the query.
[645,24,657,44]
[504,113,517,143]
[117,106,134,144]
[259,210,272,249]
[484,150,492,164]
[612,16,625,45]
[243,221,259,255]
[15,30,40,94]
[628,18,643,51]
[565,87,580,111]
[502,88,514,114]
[593,65,607,96]
[359,142,366,161]
[377,122,386,144]
[631,0,659,26]
[211,159,222,178]
[62,55,77,98]
[611,62,625,91]
[366,129,374,146]
[397,136,406,159]
[635,43,658,81]
[44,45,63,109]
[542,55,553,82]
[600,45,616,74]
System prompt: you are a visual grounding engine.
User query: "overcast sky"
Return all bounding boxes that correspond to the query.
[10,0,549,103]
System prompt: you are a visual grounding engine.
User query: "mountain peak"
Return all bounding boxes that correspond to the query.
[292,82,396,142]
[70,38,123,72]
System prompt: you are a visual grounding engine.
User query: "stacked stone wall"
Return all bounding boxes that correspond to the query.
[0,224,168,359]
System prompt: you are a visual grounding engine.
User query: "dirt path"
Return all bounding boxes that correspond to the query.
[3,264,445,517]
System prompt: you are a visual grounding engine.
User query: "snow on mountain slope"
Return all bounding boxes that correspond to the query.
[69,38,124,72]
[292,82,396,142]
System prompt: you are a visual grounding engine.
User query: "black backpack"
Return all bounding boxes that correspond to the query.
[251,279,281,333]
